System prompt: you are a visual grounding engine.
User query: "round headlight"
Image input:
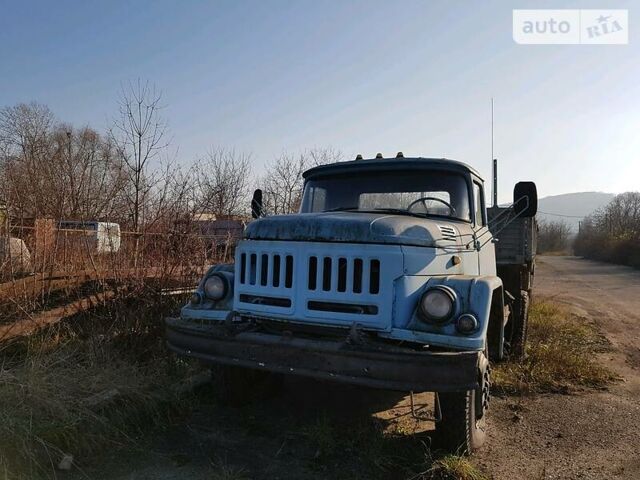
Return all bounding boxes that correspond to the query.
[456,313,479,334]
[203,274,227,300]
[419,287,456,323]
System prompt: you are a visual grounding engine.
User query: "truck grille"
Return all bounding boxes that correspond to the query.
[307,256,380,294]
[238,252,294,289]
[238,252,381,296]
[234,241,402,330]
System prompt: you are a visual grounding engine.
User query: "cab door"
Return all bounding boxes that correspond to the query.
[473,180,496,275]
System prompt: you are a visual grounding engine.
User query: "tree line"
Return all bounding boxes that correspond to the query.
[537,219,572,253]
[574,192,640,268]
[0,81,341,234]
[536,193,640,269]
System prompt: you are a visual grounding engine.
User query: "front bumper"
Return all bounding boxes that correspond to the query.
[166,317,481,392]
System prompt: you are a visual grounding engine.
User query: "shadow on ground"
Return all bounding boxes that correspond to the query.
[68,376,439,480]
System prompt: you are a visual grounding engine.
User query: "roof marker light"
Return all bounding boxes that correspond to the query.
[375,153,383,159]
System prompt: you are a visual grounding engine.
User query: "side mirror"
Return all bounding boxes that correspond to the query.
[513,182,537,218]
[251,189,263,219]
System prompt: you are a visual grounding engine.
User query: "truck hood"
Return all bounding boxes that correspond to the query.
[244,212,466,248]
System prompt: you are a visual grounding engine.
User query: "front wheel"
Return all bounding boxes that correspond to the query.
[435,354,490,454]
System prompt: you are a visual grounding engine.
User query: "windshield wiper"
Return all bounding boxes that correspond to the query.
[322,206,360,212]
[322,207,454,221]
[372,207,430,218]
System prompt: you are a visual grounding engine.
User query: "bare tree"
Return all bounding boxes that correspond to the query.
[0,103,55,219]
[138,159,200,231]
[110,80,169,232]
[261,147,341,215]
[195,148,252,217]
[0,104,127,222]
[110,81,169,265]
[261,152,307,215]
[53,126,128,221]
[307,146,342,167]
[0,102,53,160]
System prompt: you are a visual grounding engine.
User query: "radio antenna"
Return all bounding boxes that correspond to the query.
[491,98,498,207]
[491,98,494,161]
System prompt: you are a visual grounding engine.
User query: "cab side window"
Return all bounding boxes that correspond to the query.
[473,182,486,226]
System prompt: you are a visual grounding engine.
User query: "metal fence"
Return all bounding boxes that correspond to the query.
[1,220,241,287]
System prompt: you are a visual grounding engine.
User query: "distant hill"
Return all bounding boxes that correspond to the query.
[537,192,615,231]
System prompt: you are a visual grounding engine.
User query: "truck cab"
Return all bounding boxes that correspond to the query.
[166,155,537,453]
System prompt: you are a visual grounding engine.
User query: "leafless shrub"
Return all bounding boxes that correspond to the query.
[195,147,252,217]
[537,220,572,253]
[574,192,640,268]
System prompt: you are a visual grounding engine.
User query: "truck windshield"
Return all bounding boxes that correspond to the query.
[301,170,471,222]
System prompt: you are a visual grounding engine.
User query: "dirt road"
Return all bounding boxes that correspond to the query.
[68,256,640,480]
[478,256,640,479]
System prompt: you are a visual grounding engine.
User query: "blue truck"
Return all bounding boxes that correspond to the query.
[166,154,537,453]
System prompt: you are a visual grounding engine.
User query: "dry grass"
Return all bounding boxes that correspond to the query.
[303,415,403,474]
[414,454,488,480]
[494,299,618,394]
[0,291,197,479]
[296,410,487,479]
[0,218,225,478]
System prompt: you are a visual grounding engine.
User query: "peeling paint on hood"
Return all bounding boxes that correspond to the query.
[244,212,465,248]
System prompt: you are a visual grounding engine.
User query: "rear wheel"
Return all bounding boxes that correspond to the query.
[435,353,490,454]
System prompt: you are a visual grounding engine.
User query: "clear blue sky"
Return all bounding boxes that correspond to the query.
[1,0,637,201]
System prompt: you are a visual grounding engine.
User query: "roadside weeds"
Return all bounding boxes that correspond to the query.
[414,454,488,480]
[0,290,199,479]
[0,293,618,480]
[494,299,618,395]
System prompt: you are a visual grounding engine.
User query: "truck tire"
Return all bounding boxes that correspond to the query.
[435,354,489,454]
[211,365,282,405]
[511,290,529,359]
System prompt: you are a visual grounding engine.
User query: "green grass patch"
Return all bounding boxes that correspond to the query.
[494,299,618,394]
